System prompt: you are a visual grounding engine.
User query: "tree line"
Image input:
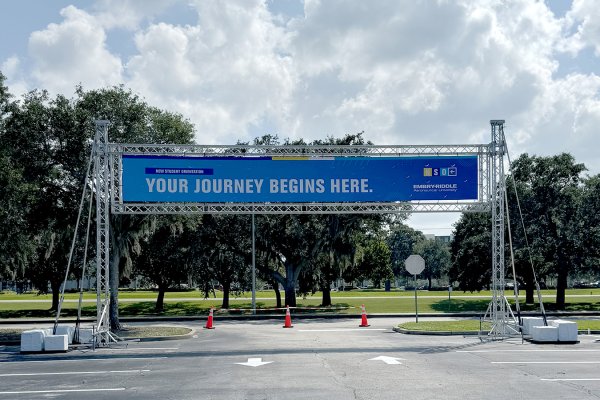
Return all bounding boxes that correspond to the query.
[449,153,600,310]
[1,73,598,330]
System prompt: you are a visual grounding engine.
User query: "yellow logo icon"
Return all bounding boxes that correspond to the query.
[423,168,432,176]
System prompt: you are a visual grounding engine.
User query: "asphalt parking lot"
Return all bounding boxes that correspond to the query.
[1,317,599,399]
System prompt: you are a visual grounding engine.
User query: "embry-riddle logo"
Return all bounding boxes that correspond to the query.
[423,167,457,177]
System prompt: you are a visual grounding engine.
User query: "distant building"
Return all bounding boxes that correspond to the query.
[424,234,453,244]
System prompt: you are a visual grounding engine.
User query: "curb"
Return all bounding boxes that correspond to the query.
[392,327,600,336]
[119,329,196,342]
[392,327,485,336]
[0,327,197,346]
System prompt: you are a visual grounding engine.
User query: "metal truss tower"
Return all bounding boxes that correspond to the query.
[94,121,113,343]
[485,120,518,338]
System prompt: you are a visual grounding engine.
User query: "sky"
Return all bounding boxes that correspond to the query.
[1,0,599,236]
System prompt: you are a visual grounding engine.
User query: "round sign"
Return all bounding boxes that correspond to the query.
[405,254,425,275]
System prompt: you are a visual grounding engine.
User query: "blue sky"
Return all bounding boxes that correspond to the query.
[1,0,599,234]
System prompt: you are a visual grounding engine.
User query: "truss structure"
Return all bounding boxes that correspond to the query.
[93,121,112,344]
[484,120,519,338]
[114,202,490,215]
[106,143,491,215]
[92,120,514,341]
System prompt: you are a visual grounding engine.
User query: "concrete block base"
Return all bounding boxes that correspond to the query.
[75,328,94,344]
[44,334,68,352]
[20,330,46,353]
[550,320,578,342]
[521,317,545,335]
[55,326,74,344]
[531,326,559,342]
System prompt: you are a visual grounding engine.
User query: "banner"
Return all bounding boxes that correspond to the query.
[121,155,479,203]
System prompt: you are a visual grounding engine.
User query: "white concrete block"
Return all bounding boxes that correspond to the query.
[531,325,559,342]
[75,328,94,344]
[20,330,45,352]
[521,317,545,335]
[55,326,74,344]
[44,334,68,352]
[550,320,578,342]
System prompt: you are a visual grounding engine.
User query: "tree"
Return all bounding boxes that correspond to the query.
[256,213,324,307]
[387,223,425,284]
[413,238,451,290]
[0,73,33,279]
[1,88,87,310]
[508,153,585,310]
[251,132,388,306]
[74,85,195,329]
[355,238,393,288]
[0,154,37,280]
[448,213,492,292]
[580,175,600,274]
[314,214,358,306]
[190,215,251,309]
[136,216,198,312]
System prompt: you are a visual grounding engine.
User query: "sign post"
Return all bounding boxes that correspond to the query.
[252,213,256,315]
[405,255,425,323]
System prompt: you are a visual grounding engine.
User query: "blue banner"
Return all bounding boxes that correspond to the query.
[121,155,479,203]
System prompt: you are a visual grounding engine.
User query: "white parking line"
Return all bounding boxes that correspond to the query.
[1,357,167,363]
[0,369,150,377]
[0,388,126,395]
[541,378,600,381]
[492,361,600,364]
[457,349,600,353]
[104,347,179,351]
[298,328,387,332]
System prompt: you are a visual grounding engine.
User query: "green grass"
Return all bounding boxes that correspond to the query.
[2,297,598,319]
[2,290,600,318]
[399,320,492,332]
[399,318,600,333]
[571,319,600,331]
[3,288,600,301]
[0,328,25,342]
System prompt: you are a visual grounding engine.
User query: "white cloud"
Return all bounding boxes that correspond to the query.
[0,56,29,97]
[4,0,599,235]
[563,0,600,56]
[10,0,600,178]
[514,72,600,172]
[126,0,296,144]
[28,5,123,95]
[280,0,565,147]
[93,0,180,30]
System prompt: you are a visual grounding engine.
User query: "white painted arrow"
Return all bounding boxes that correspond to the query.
[235,358,273,367]
[369,356,404,365]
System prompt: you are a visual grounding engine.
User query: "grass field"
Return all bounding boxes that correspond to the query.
[1,289,600,318]
[3,288,600,300]
[2,288,600,301]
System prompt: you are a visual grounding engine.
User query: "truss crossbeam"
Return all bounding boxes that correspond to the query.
[108,143,489,157]
[112,202,490,215]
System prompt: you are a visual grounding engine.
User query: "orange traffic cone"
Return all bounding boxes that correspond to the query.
[283,305,293,328]
[205,307,215,329]
[359,304,370,327]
